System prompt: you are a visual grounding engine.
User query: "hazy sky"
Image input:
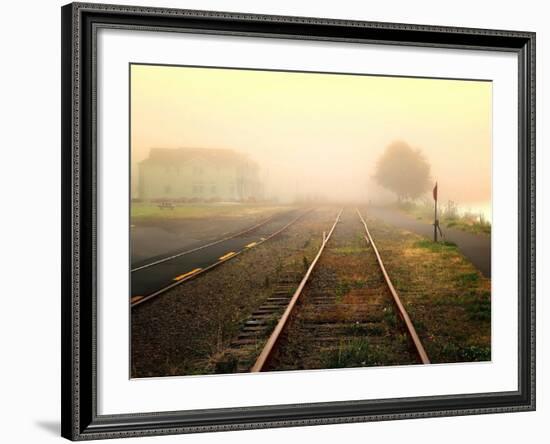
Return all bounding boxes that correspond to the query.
[131,64,492,206]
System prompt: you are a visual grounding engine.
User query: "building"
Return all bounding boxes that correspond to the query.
[138,148,263,201]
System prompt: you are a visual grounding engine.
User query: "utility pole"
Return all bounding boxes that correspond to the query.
[433,181,438,242]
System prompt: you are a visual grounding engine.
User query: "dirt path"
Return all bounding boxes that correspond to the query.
[367,206,491,278]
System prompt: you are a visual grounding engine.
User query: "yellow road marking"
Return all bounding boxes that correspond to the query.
[245,242,257,248]
[131,296,144,303]
[219,251,236,261]
[173,268,202,281]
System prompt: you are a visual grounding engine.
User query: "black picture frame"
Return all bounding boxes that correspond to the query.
[61,2,536,440]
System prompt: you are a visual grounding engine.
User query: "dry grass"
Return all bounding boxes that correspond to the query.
[368,219,491,363]
[131,202,290,222]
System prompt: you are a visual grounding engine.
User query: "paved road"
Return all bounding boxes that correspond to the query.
[131,208,307,301]
[131,212,277,267]
[367,206,491,278]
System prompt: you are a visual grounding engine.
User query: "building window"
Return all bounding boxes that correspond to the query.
[211,185,217,194]
[164,185,171,195]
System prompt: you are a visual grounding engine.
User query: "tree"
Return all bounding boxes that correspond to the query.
[374,141,431,201]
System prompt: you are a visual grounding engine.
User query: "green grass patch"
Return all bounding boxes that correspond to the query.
[456,272,480,286]
[382,307,397,329]
[342,322,385,337]
[460,345,491,361]
[334,278,366,301]
[131,203,288,222]
[363,217,491,366]
[332,245,368,255]
[414,239,458,253]
[465,293,491,321]
[394,201,491,236]
[427,338,491,363]
[446,220,491,235]
[321,338,372,368]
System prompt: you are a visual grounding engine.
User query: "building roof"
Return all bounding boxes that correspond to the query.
[140,148,256,168]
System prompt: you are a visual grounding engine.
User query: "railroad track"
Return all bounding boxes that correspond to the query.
[131,208,312,308]
[356,209,430,364]
[219,207,429,373]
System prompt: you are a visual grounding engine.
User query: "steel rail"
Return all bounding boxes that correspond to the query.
[356,208,431,365]
[131,212,280,273]
[250,209,343,372]
[131,209,313,309]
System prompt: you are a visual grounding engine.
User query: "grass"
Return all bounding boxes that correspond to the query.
[460,345,491,361]
[446,220,491,235]
[456,272,480,286]
[382,306,398,329]
[395,201,491,236]
[332,245,369,255]
[342,322,385,337]
[370,222,491,364]
[430,342,491,363]
[465,291,491,321]
[414,239,458,253]
[131,202,290,222]
[334,278,366,302]
[321,338,372,368]
[320,332,414,368]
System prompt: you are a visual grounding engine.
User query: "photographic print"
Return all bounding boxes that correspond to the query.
[130,64,492,378]
[62,5,535,438]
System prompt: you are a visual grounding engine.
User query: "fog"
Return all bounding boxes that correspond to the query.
[131,64,492,213]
